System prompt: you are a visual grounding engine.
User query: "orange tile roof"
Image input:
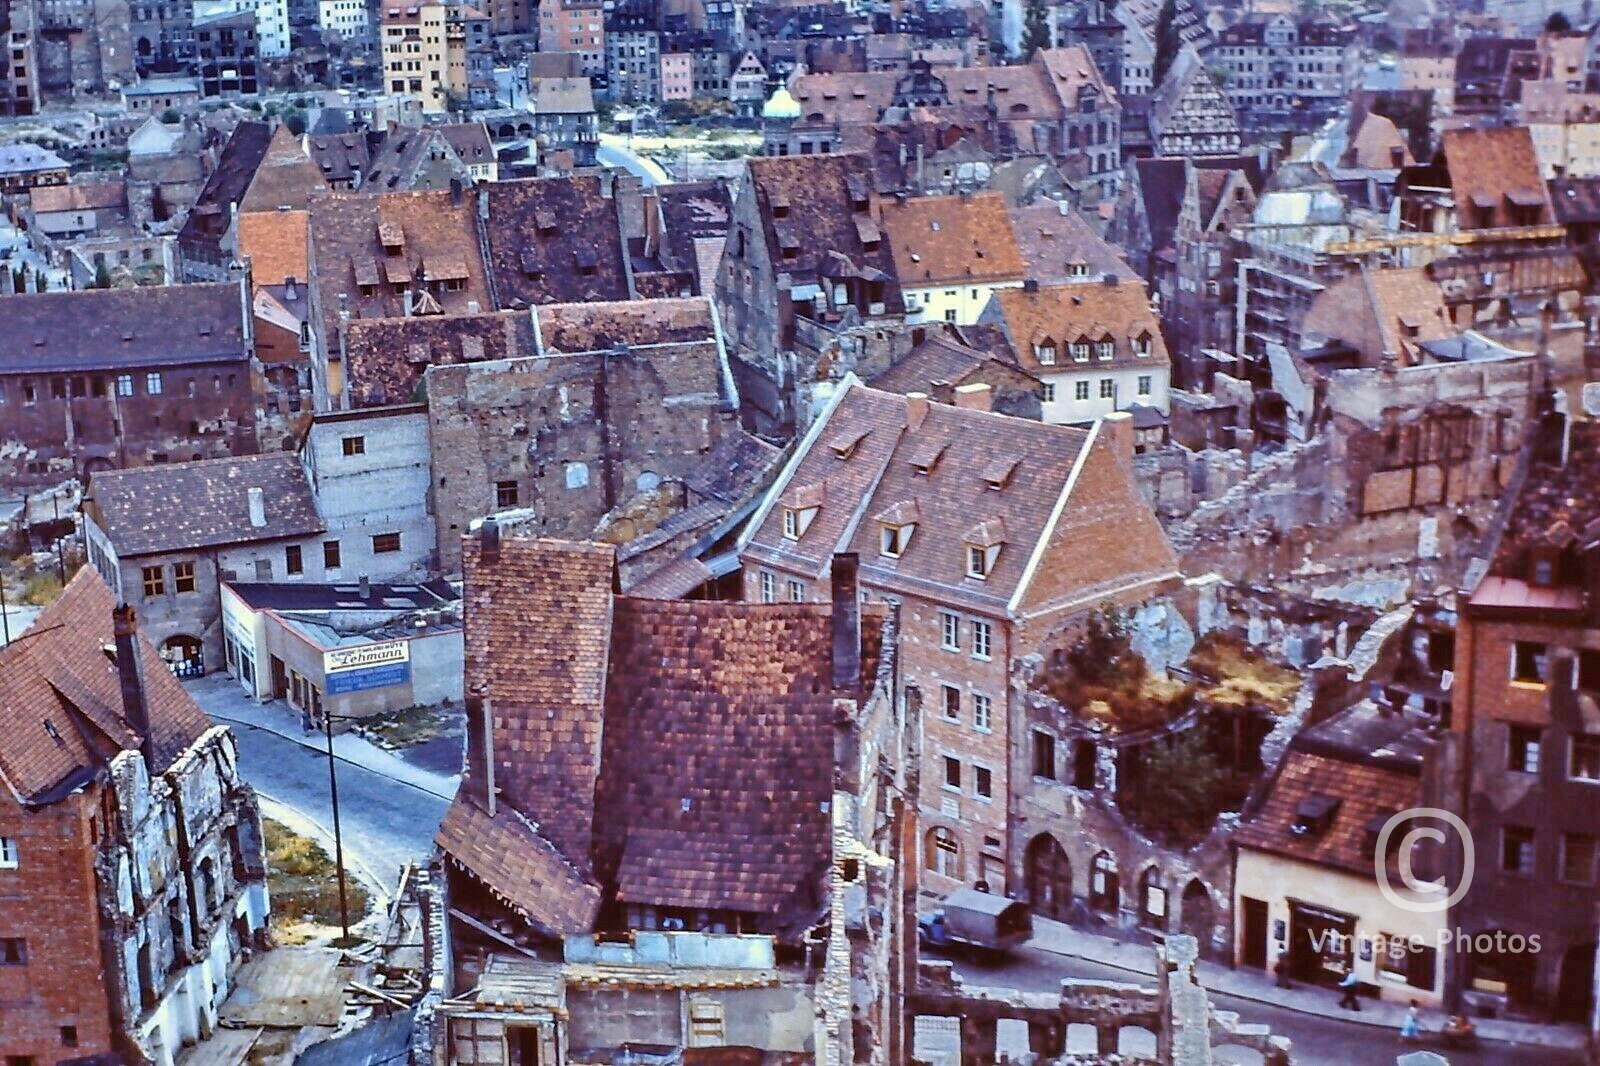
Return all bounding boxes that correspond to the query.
[1439,126,1551,230]
[880,192,1026,286]
[238,209,309,286]
[988,279,1167,373]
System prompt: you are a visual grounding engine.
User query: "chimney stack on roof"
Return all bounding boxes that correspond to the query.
[830,552,861,694]
[1100,410,1134,466]
[953,382,992,412]
[247,486,266,528]
[480,515,501,565]
[906,391,930,430]
[112,604,156,770]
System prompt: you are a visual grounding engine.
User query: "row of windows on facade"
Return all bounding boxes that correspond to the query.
[1499,822,1599,886]
[1505,721,1600,782]
[1034,335,1154,365]
[778,512,1004,578]
[138,534,402,596]
[12,362,237,398]
[1042,376,1153,403]
[1509,639,1600,689]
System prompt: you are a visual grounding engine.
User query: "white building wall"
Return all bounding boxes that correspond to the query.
[319,0,369,37]
[302,407,437,581]
[196,0,290,55]
[904,279,1023,327]
[1233,848,1449,1007]
[1038,362,1170,425]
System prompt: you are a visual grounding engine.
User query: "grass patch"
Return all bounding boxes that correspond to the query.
[1188,631,1301,714]
[19,570,62,605]
[1035,610,1194,732]
[264,818,370,945]
[362,703,462,749]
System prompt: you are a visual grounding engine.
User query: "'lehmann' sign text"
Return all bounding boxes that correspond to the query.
[324,641,410,674]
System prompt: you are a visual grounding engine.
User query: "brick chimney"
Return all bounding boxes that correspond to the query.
[953,382,992,412]
[112,605,156,770]
[831,553,861,694]
[1100,410,1134,465]
[906,392,930,430]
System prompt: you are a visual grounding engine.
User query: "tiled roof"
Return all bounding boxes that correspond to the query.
[868,334,1034,395]
[29,180,127,213]
[344,310,534,408]
[435,798,602,935]
[0,283,250,374]
[438,121,495,164]
[307,187,492,335]
[443,535,887,925]
[988,279,1166,373]
[239,124,330,213]
[363,126,471,193]
[0,569,214,804]
[879,192,1025,286]
[1301,266,1453,364]
[528,76,595,114]
[1439,126,1551,229]
[1485,421,1600,585]
[743,380,1159,615]
[746,153,902,303]
[306,131,377,185]
[482,177,630,307]
[1233,751,1420,875]
[1010,200,1137,286]
[1132,155,1266,255]
[596,598,839,912]
[1344,112,1412,169]
[178,121,272,251]
[238,209,310,286]
[86,453,323,556]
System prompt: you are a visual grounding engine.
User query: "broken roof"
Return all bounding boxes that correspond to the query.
[87,453,324,556]
[344,310,534,408]
[0,568,215,804]
[532,297,715,353]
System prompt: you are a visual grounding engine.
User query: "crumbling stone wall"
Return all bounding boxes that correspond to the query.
[426,347,731,573]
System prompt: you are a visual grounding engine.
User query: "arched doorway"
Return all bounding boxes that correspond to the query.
[1557,942,1597,1022]
[160,635,204,678]
[1090,851,1119,915]
[1179,879,1216,947]
[1138,866,1167,930]
[1025,834,1073,921]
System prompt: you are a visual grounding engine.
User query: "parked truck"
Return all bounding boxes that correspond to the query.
[918,889,1033,958]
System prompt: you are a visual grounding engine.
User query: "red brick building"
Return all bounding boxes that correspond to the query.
[738,377,1178,894]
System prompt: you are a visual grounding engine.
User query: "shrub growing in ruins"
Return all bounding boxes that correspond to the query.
[1119,730,1229,843]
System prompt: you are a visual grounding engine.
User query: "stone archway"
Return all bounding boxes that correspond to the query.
[161,634,205,678]
[1179,878,1216,947]
[1025,834,1073,921]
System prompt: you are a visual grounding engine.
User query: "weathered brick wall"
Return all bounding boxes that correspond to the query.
[0,789,118,1063]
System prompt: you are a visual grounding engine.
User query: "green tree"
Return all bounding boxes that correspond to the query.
[1023,0,1052,60]
[159,107,180,124]
[283,108,308,135]
[1153,0,1182,89]
[34,271,47,292]
[1546,11,1573,33]
[1120,730,1230,843]
[93,261,111,289]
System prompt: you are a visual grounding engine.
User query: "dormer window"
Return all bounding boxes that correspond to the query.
[829,428,868,460]
[1067,261,1090,278]
[875,499,920,557]
[1134,332,1153,357]
[1070,339,1090,362]
[1036,340,1056,365]
[964,518,1006,579]
[1290,793,1340,838]
[783,506,818,540]
[1096,337,1115,360]
[881,523,913,557]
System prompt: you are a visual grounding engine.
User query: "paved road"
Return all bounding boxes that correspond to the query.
[957,944,1587,1066]
[226,715,452,895]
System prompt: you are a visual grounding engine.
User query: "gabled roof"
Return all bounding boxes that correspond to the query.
[1301,266,1453,365]
[0,569,214,805]
[440,536,884,927]
[1436,126,1551,229]
[238,209,310,286]
[482,177,630,307]
[744,153,901,300]
[1233,750,1420,875]
[1131,154,1266,255]
[742,379,1174,614]
[868,333,1037,396]
[0,283,250,375]
[86,453,324,556]
[239,124,330,213]
[879,192,1025,286]
[1010,200,1137,286]
[178,121,272,250]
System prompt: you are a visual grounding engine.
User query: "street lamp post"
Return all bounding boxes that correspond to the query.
[322,707,353,943]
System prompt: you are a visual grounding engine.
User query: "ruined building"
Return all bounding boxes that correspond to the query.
[0,570,270,1066]
[432,531,911,1065]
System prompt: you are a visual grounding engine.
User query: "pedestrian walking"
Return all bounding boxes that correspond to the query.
[1337,968,1362,1011]
[1400,1000,1421,1042]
